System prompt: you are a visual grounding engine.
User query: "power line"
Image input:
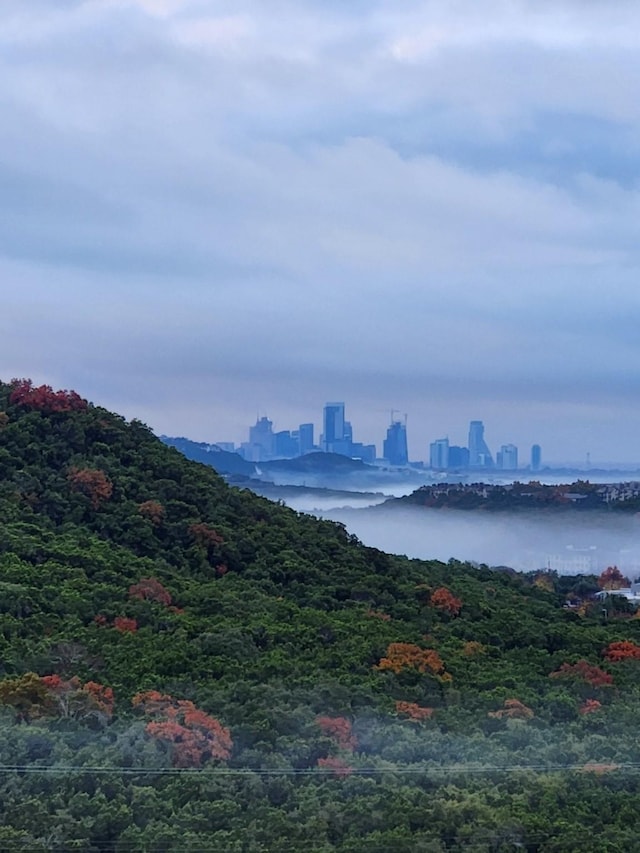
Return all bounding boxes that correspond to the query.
[0,762,636,776]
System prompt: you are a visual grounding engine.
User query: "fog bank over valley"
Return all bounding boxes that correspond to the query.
[316,505,640,576]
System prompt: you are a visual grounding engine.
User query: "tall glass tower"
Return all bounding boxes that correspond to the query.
[322,403,345,452]
[468,420,493,468]
[383,419,408,466]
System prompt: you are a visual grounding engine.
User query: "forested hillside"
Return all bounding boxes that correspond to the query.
[0,379,639,851]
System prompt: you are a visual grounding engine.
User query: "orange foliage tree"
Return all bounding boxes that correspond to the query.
[461,641,485,657]
[550,660,613,687]
[365,609,391,621]
[132,691,232,767]
[489,699,534,720]
[598,566,630,590]
[395,701,434,722]
[67,467,113,509]
[315,716,357,751]
[430,587,462,616]
[603,640,640,662]
[137,500,165,525]
[113,616,138,633]
[129,577,172,606]
[376,643,450,681]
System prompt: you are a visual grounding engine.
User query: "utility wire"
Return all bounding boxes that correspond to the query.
[0,762,636,776]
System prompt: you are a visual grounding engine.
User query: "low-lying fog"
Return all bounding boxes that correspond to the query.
[318,505,640,576]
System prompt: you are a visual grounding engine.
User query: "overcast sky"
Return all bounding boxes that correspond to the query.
[2,0,640,464]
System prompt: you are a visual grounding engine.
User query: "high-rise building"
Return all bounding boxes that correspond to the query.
[274,430,299,458]
[430,438,449,470]
[497,444,518,470]
[383,419,408,466]
[241,415,275,461]
[351,442,377,463]
[531,444,542,471]
[448,445,470,468]
[468,420,493,468]
[298,423,315,455]
[322,402,346,452]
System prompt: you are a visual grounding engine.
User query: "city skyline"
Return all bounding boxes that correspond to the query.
[204,401,640,468]
[217,403,545,469]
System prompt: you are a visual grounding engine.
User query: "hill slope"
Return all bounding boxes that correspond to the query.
[0,379,639,851]
[160,434,257,477]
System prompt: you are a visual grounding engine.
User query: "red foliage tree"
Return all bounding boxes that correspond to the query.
[315,716,357,751]
[395,701,434,721]
[581,763,619,775]
[316,756,353,777]
[113,616,138,633]
[430,587,462,616]
[189,523,224,547]
[137,500,165,525]
[129,578,172,606]
[598,566,630,590]
[603,640,640,662]
[550,660,613,687]
[9,379,88,413]
[132,691,232,767]
[579,699,602,715]
[67,467,113,509]
[376,643,451,681]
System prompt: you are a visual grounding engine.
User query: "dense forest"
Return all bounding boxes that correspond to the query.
[0,379,639,851]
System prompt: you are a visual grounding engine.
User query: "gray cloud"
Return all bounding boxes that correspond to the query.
[1,0,640,460]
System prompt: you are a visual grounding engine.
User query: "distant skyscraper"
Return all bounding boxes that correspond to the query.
[468,420,493,468]
[350,442,377,463]
[274,430,299,458]
[241,415,275,461]
[298,423,315,455]
[430,438,449,470]
[322,402,346,452]
[448,445,470,468]
[383,419,408,466]
[531,444,542,471]
[497,444,518,470]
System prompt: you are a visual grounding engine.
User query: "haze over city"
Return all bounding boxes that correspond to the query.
[2,1,640,462]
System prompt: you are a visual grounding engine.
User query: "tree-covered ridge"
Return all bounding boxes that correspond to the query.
[0,379,639,851]
[392,479,640,511]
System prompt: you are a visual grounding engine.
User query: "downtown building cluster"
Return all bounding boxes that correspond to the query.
[219,405,541,471]
[218,403,408,466]
[430,421,542,472]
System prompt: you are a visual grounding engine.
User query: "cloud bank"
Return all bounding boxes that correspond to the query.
[1,0,639,461]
